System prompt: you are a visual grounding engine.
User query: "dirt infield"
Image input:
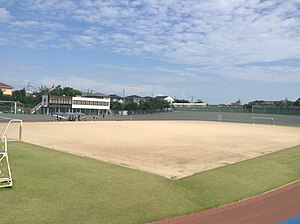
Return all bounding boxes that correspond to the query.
[151,180,300,224]
[5,120,300,179]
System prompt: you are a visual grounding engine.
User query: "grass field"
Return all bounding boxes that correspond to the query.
[1,142,300,224]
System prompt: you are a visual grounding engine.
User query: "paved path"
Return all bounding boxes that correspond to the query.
[152,180,300,224]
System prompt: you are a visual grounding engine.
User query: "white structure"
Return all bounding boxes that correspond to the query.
[173,102,207,107]
[36,95,110,115]
[0,119,22,188]
[109,94,124,103]
[72,96,110,110]
[155,96,175,104]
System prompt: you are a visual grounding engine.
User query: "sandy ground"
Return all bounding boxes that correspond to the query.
[2,120,300,179]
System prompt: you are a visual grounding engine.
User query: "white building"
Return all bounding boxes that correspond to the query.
[172,102,207,107]
[34,95,110,115]
[155,96,175,104]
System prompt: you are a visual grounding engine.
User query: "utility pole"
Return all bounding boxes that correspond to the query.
[26,82,32,92]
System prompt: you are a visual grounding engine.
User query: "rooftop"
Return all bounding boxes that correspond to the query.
[125,95,143,99]
[0,82,13,89]
[84,92,109,98]
[109,94,123,99]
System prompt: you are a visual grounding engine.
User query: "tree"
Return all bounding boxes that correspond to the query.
[137,98,170,110]
[62,87,82,96]
[124,102,139,110]
[110,101,124,110]
[50,85,63,96]
[174,99,189,103]
[12,88,26,102]
[38,86,50,95]
[295,98,300,106]
[0,89,13,101]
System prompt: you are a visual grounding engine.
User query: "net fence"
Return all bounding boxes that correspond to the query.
[175,105,300,116]
[107,111,300,125]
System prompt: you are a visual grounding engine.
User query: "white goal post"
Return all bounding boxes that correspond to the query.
[0,135,13,187]
[252,116,274,125]
[0,118,23,141]
[0,118,22,187]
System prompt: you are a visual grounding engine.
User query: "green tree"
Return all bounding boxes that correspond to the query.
[110,101,124,110]
[50,85,63,96]
[12,88,26,102]
[38,86,50,95]
[138,98,170,110]
[174,99,189,103]
[0,90,13,101]
[295,98,300,106]
[62,87,82,96]
[124,102,139,110]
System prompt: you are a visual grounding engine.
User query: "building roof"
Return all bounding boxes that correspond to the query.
[109,94,123,100]
[125,95,143,99]
[0,82,13,89]
[84,92,109,98]
[155,96,169,99]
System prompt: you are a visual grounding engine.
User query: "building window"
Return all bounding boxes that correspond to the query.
[73,100,109,106]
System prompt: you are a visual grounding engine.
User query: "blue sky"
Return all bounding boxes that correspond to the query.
[0,0,299,104]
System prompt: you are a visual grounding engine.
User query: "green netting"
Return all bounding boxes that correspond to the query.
[219,107,233,112]
[207,107,221,112]
[252,106,300,116]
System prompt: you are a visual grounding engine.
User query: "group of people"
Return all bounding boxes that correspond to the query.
[54,114,106,122]
[67,115,87,122]
[92,114,105,120]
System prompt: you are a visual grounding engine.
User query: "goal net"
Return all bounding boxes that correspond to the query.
[252,117,274,125]
[0,100,17,114]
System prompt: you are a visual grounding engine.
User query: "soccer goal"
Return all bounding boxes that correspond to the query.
[0,100,18,114]
[0,135,12,187]
[0,117,23,141]
[0,117,22,188]
[252,117,274,125]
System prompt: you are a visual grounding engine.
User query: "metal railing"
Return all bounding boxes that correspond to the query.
[30,102,42,114]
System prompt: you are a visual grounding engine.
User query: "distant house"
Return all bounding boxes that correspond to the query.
[231,99,242,106]
[0,82,13,96]
[143,96,153,100]
[155,96,175,104]
[125,95,144,104]
[109,94,124,103]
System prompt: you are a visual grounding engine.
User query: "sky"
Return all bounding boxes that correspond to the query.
[0,0,299,104]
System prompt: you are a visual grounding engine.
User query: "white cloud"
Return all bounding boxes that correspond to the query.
[0,37,7,45]
[0,7,11,22]
[71,35,96,47]
[11,20,40,28]
[1,0,300,83]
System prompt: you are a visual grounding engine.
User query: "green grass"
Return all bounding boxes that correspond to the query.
[1,142,300,224]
